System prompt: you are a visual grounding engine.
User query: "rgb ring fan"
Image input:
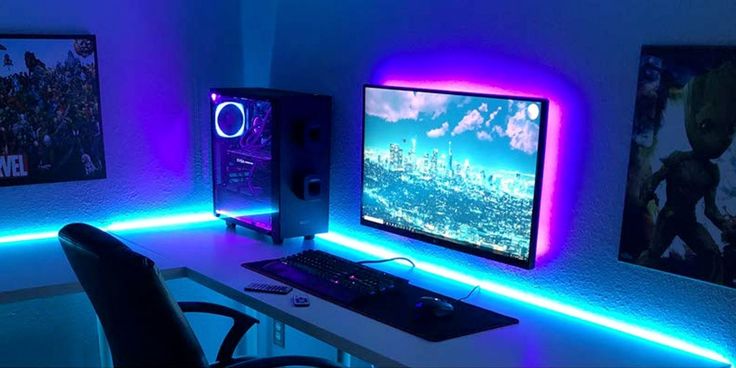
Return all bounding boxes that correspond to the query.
[214,101,246,138]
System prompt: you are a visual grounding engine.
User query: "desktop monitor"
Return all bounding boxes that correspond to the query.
[361,85,548,269]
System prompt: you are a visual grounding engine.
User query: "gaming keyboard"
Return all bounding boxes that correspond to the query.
[260,249,409,305]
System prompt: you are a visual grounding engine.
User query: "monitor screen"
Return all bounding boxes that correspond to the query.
[361,85,548,268]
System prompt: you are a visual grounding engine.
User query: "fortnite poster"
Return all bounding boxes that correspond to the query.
[619,46,736,288]
[0,36,105,187]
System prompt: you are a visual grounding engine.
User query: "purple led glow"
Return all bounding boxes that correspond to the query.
[211,93,218,102]
[371,50,589,263]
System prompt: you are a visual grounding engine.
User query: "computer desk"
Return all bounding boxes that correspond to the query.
[0,222,728,368]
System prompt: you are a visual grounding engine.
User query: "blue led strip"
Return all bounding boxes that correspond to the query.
[0,212,219,245]
[0,231,61,244]
[0,213,730,365]
[0,209,284,245]
[317,231,732,366]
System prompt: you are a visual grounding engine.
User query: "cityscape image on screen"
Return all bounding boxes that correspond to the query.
[361,85,547,267]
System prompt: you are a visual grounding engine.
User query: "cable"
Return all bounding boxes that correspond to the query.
[456,285,481,302]
[356,257,416,268]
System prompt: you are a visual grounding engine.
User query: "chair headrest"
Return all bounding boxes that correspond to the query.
[58,223,153,268]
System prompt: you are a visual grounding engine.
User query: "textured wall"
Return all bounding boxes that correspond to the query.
[241,0,277,88]
[0,1,244,364]
[263,0,736,362]
[0,0,244,235]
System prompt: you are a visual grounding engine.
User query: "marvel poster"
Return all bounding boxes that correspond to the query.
[0,35,105,186]
[620,46,736,288]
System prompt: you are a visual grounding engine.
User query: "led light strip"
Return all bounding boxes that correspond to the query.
[0,208,282,245]
[215,209,278,219]
[317,231,731,366]
[0,231,60,244]
[104,212,217,231]
[0,212,730,365]
[0,212,218,245]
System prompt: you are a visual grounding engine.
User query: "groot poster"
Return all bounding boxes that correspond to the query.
[619,46,736,288]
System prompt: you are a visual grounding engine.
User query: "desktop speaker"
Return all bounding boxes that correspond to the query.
[210,88,331,243]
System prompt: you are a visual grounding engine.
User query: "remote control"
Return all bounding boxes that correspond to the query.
[244,282,292,295]
[292,295,310,307]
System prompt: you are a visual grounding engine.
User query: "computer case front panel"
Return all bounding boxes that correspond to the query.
[211,88,331,243]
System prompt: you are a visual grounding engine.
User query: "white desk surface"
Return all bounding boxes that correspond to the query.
[0,222,727,368]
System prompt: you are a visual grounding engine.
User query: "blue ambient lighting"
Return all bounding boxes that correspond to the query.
[104,212,217,231]
[215,208,278,218]
[0,212,729,365]
[0,208,277,245]
[0,212,217,245]
[0,231,60,244]
[317,231,732,366]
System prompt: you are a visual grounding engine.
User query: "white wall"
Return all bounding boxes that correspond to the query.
[0,1,244,364]
[242,0,277,87]
[0,0,244,235]
[254,0,736,362]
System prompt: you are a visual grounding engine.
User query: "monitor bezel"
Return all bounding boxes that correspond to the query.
[360,84,548,269]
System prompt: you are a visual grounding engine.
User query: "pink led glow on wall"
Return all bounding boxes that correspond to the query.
[371,50,589,263]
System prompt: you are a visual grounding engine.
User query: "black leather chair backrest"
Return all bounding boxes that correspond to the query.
[59,223,208,367]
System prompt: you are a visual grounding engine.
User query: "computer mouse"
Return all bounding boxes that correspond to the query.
[414,296,454,318]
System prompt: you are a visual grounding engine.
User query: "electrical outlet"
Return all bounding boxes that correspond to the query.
[272,320,285,348]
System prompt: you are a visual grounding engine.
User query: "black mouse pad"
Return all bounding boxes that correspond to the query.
[242,259,518,342]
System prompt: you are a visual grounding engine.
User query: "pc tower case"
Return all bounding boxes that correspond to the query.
[210,88,331,243]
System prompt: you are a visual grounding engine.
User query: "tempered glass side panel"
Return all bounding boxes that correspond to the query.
[213,96,275,231]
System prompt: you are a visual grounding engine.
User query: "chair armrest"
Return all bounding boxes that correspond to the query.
[178,301,259,364]
[227,355,343,368]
